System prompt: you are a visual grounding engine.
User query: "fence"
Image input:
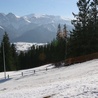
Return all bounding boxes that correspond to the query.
[5,65,54,79]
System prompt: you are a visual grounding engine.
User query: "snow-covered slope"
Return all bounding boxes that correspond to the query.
[14,42,34,52]
[0,13,73,43]
[0,59,98,98]
[14,42,47,52]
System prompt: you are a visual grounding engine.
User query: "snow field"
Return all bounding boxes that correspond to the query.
[0,59,98,98]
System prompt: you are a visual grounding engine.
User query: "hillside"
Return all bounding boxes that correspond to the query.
[0,59,98,98]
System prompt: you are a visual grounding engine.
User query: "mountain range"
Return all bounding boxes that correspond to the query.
[0,13,73,43]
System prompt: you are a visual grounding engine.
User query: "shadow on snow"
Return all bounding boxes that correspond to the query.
[0,78,12,84]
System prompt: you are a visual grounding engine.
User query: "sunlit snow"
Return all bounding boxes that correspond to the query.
[14,42,47,52]
[0,59,98,98]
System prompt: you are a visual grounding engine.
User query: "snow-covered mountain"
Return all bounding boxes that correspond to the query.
[0,13,73,43]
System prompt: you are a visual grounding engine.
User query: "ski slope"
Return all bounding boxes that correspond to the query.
[0,59,98,98]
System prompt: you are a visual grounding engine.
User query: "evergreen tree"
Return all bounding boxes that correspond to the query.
[88,0,98,52]
[57,24,62,40]
[0,45,3,72]
[18,51,25,69]
[63,24,67,39]
[52,24,67,64]
[68,0,91,57]
[1,32,16,71]
[90,0,98,27]
[63,24,67,59]
[11,43,18,70]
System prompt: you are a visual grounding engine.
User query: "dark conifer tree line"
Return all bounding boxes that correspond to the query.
[17,24,67,69]
[67,0,98,58]
[0,25,67,71]
[0,0,98,72]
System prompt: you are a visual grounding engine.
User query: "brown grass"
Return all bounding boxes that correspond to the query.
[66,52,98,65]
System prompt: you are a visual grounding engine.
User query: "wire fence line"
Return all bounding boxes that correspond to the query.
[5,65,55,80]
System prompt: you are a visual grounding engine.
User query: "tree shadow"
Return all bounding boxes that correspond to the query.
[0,78,12,84]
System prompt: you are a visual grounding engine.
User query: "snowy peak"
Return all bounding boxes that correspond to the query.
[24,14,57,19]
[24,14,71,24]
[0,13,72,25]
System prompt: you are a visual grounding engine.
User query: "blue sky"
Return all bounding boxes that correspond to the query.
[0,0,78,19]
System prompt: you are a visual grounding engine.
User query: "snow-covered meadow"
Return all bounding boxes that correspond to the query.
[14,42,47,52]
[0,59,98,98]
